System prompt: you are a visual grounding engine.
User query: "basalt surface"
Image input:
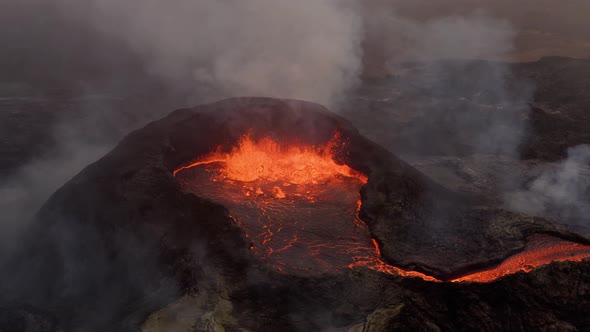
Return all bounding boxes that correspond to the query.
[3,97,590,331]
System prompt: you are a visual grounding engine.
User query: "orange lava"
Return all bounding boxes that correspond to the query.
[173,133,367,187]
[175,132,386,276]
[174,132,590,282]
[452,234,590,283]
[348,238,440,282]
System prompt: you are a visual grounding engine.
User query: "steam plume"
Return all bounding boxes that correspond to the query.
[506,145,590,223]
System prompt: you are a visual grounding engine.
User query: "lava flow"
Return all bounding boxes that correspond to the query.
[452,234,590,283]
[174,132,590,282]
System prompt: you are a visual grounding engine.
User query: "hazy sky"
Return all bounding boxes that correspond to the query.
[2,0,589,86]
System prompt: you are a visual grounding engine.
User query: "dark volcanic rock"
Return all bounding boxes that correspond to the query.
[3,97,590,331]
[394,259,590,331]
[0,306,57,332]
[518,57,590,161]
[344,57,590,162]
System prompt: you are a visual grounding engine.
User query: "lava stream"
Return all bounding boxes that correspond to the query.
[452,234,590,283]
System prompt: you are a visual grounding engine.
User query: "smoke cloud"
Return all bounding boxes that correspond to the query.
[0,140,108,252]
[409,13,528,157]
[51,0,363,108]
[351,7,533,158]
[506,145,590,223]
[363,9,515,64]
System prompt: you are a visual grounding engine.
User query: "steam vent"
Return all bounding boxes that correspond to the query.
[7,98,590,331]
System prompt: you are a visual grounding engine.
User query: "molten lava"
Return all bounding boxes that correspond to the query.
[174,132,590,282]
[173,133,367,186]
[452,234,590,283]
[175,132,379,275]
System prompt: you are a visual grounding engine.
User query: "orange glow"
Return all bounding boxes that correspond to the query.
[174,132,590,282]
[347,238,439,282]
[173,133,367,186]
[452,234,590,283]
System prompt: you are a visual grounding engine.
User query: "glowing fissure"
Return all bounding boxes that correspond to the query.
[174,132,590,282]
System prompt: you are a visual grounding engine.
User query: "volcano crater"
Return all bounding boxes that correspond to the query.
[160,97,590,281]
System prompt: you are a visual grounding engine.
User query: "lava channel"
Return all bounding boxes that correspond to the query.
[452,234,590,283]
[174,132,590,282]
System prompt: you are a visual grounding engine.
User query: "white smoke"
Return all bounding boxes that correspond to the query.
[411,13,515,61]
[351,7,531,157]
[55,0,363,107]
[506,144,590,222]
